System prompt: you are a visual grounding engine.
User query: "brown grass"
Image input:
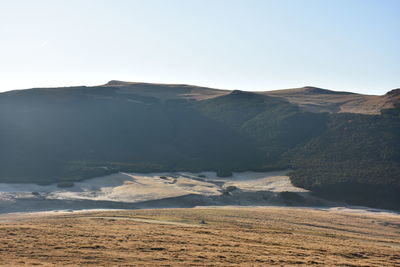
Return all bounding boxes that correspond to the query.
[0,207,399,266]
[263,87,399,114]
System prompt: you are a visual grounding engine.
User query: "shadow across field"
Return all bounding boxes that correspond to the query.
[0,189,328,214]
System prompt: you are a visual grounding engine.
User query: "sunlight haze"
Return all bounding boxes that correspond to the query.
[0,0,399,94]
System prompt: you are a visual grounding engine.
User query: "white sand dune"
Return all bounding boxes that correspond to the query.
[50,172,222,202]
[2,171,397,216]
[0,170,302,204]
[201,170,307,192]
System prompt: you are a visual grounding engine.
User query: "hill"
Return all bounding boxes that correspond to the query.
[101,80,230,100]
[0,81,399,209]
[263,86,400,114]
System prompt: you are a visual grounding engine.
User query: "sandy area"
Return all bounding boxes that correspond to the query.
[0,170,300,205]
[202,170,307,192]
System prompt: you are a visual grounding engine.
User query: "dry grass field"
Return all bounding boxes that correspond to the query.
[0,207,399,266]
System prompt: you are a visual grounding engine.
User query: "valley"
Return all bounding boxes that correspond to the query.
[0,171,321,214]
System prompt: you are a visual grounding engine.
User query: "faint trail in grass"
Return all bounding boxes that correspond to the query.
[86,216,202,227]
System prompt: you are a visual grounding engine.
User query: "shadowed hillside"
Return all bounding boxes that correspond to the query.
[0,81,399,209]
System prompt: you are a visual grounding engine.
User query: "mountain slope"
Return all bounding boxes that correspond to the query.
[0,85,261,184]
[263,86,400,114]
[288,109,400,209]
[0,81,399,209]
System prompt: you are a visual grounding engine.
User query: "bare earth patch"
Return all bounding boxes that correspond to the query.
[0,207,399,266]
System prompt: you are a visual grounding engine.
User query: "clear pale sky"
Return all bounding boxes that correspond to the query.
[0,0,399,94]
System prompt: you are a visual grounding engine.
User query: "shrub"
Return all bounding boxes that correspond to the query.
[57,181,75,188]
[280,191,305,205]
[216,170,233,178]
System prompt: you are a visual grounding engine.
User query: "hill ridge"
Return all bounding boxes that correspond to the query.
[1,81,399,114]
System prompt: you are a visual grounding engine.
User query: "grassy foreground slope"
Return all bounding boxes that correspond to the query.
[0,207,399,266]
